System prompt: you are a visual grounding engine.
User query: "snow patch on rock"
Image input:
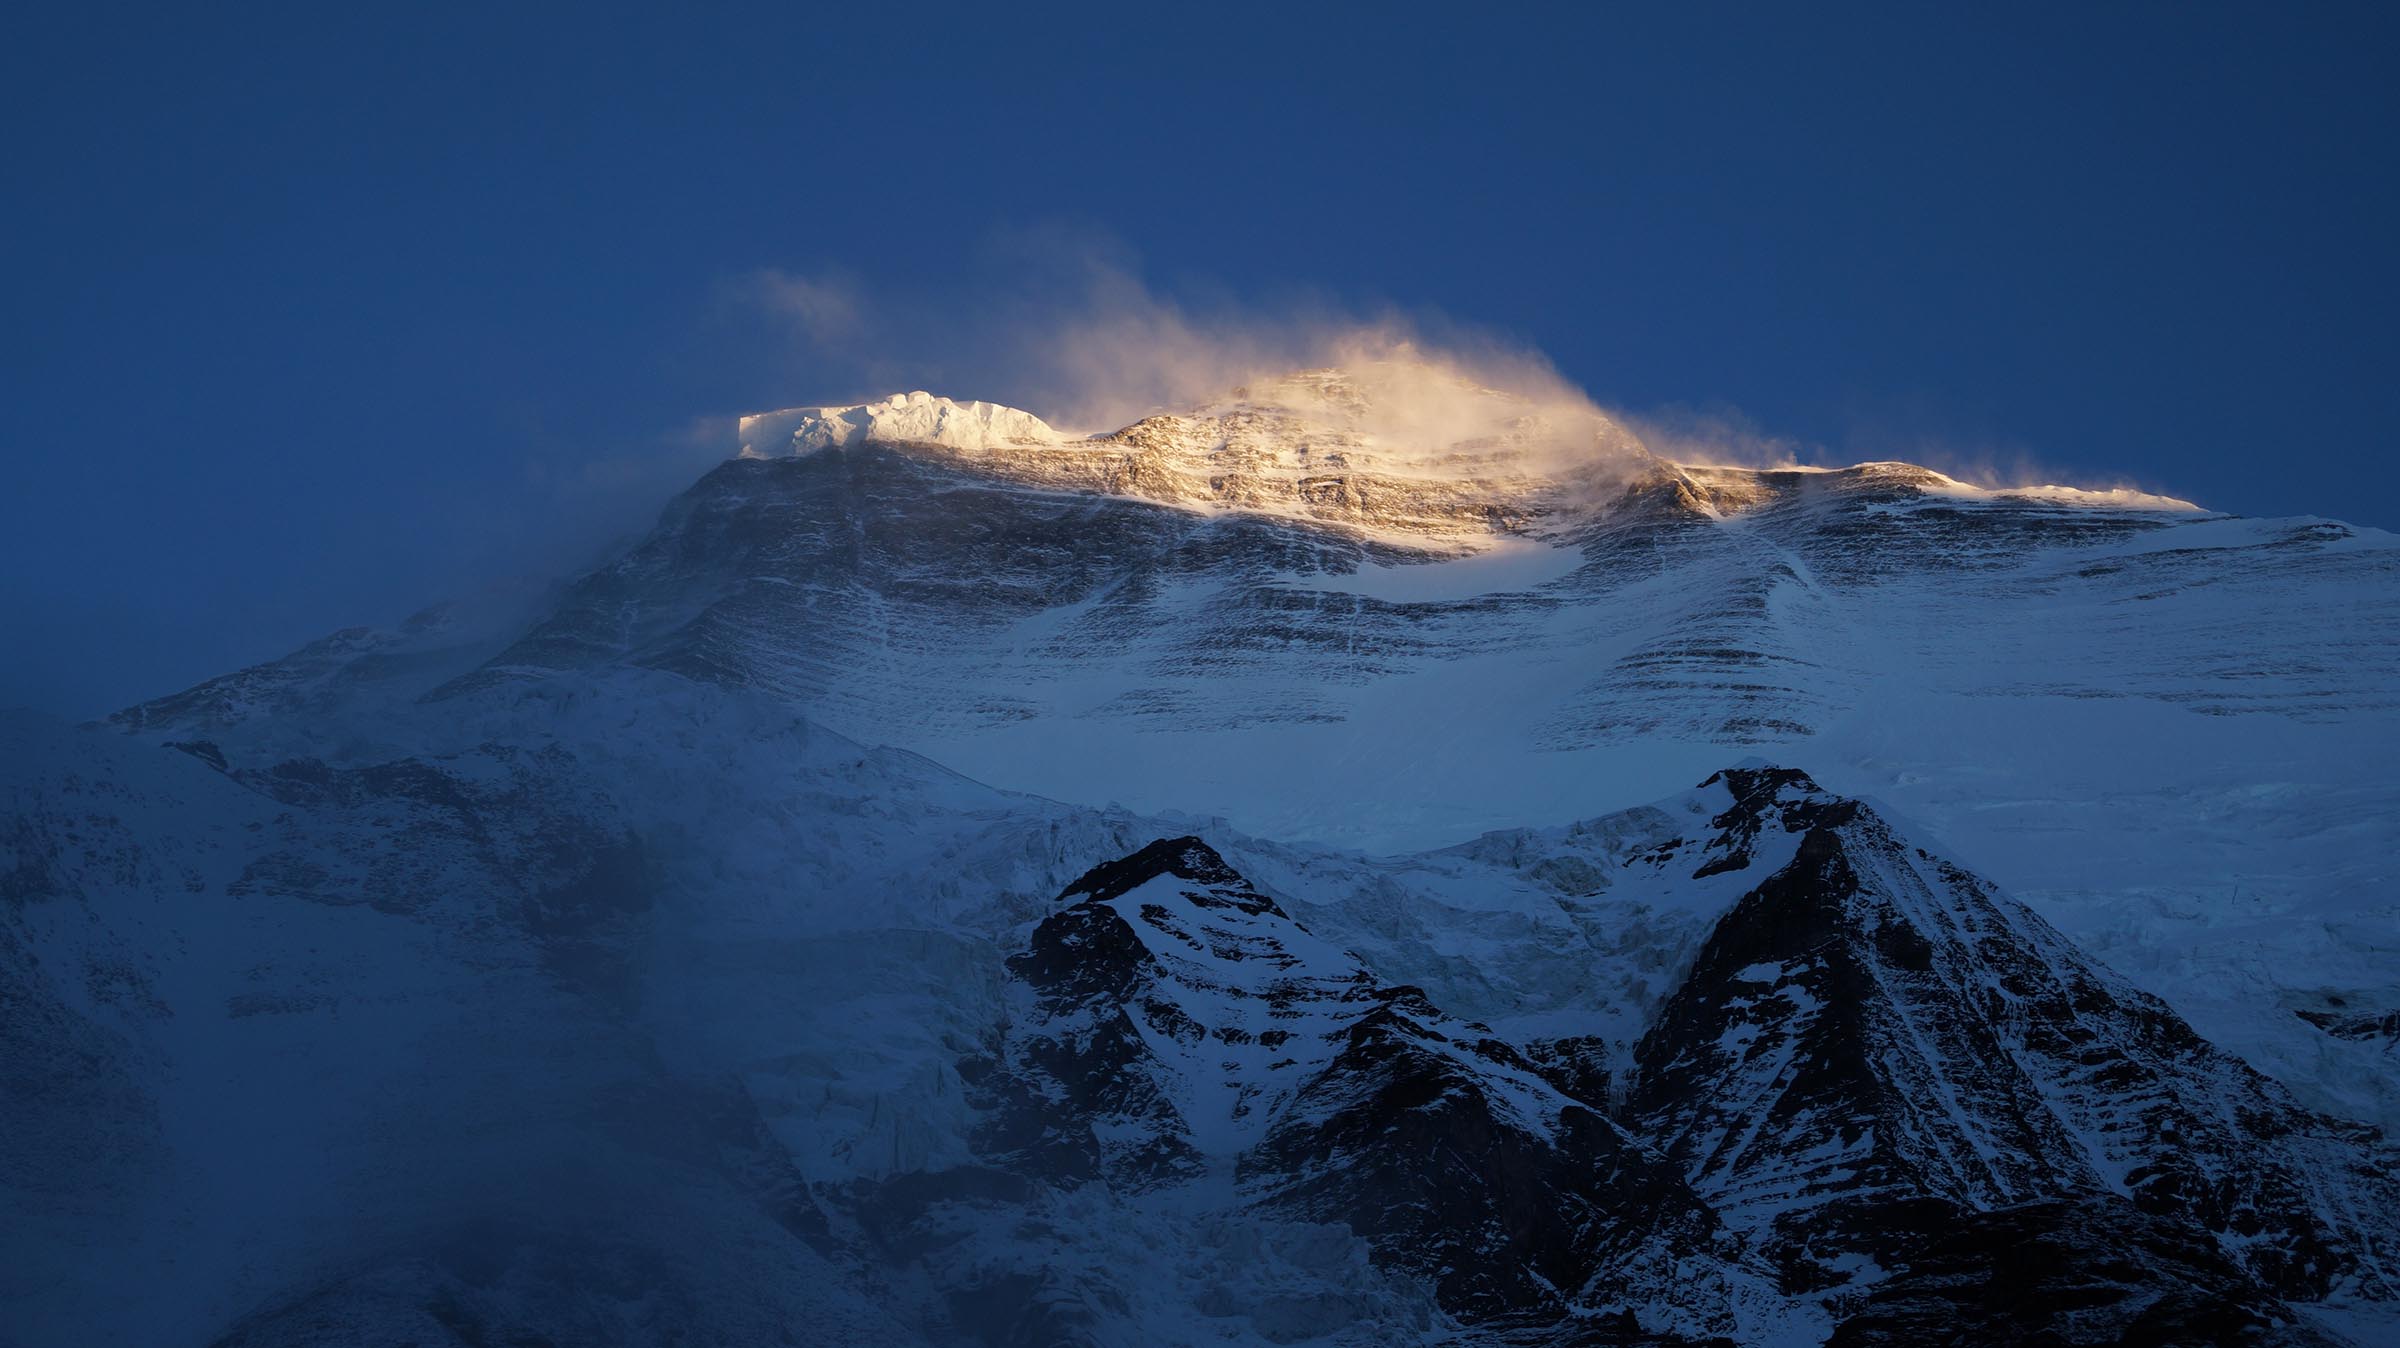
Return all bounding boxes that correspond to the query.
[740,392,1061,457]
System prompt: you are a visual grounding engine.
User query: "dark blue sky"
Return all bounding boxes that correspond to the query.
[6,3,2395,714]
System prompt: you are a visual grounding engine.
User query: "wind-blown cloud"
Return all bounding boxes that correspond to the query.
[721,230,1631,467]
[732,266,864,347]
[714,227,2182,503]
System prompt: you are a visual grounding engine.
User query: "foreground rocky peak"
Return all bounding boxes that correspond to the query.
[970,835,1748,1329]
[1625,766,2400,1304]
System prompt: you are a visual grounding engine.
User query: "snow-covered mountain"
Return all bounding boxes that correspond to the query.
[12,359,2399,1346]
[119,363,2397,1128]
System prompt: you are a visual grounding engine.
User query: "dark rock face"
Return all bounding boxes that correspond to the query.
[1825,1197,2347,1348]
[968,843,1215,1187]
[1631,768,2400,1303]
[973,837,1736,1326]
[0,920,166,1234]
[1242,984,1723,1320]
[1523,1034,1619,1113]
[2299,1004,2400,1045]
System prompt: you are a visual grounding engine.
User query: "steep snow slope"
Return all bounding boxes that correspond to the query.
[0,695,936,1346]
[12,678,1495,1347]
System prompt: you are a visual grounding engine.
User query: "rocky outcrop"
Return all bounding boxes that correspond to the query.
[1630,768,2400,1303]
[1825,1197,2346,1348]
[970,836,1745,1327]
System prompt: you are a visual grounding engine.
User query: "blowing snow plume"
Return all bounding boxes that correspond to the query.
[725,239,2199,519]
[726,237,1660,482]
[731,331,1677,552]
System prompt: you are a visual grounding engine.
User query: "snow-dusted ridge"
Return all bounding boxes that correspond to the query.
[739,391,1064,457]
[739,369,2206,523]
[1679,459,2204,513]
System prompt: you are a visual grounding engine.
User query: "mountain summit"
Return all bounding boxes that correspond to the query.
[735,361,2198,526]
[741,390,1062,456]
[732,359,1666,548]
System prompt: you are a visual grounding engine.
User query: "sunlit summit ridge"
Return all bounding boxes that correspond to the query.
[737,355,2202,535]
